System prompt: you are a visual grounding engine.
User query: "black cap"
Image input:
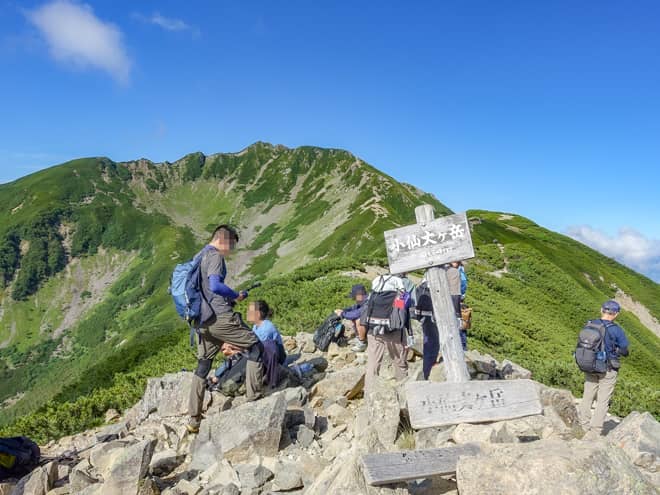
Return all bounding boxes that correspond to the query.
[348,284,367,298]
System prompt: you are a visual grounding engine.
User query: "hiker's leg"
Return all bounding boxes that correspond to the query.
[460,329,468,351]
[422,319,439,380]
[578,372,599,427]
[365,333,385,393]
[385,331,408,381]
[356,321,367,342]
[211,312,263,400]
[188,327,221,420]
[244,343,265,401]
[451,295,461,318]
[590,369,618,433]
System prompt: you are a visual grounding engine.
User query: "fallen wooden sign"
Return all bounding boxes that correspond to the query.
[362,443,481,486]
[406,379,542,429]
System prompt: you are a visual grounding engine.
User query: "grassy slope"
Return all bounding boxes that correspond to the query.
[0,143,449,428]
[466,211,659,416]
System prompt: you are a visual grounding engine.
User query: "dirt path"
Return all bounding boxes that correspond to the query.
[615,289,660,339]
[488,243,510,278]
[0,321,16,349]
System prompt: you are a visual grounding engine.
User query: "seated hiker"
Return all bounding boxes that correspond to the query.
[335,284,369,352]
[211,300,298,393]
[211,300,286,382]
[362,273,409,393]
[186,225,264,434]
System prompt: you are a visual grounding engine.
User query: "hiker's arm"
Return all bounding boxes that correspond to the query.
[208,274,240,300]
[616,328,629,356]
[342,304,362,320]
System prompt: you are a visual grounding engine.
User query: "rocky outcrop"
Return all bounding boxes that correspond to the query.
[607,411,660,486]
[190,392,287,468]
[456,439,658,495]
[23,345,657,495]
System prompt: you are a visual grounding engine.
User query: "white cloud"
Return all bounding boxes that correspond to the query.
[132,12,198,35]
[566,225,660,282]
[27,0,131,84]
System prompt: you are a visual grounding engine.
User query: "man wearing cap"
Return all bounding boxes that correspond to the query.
[335,284,369,352]
[578,300,630,439]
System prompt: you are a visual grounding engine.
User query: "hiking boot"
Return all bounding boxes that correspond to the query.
[351,340,367,352]
[186,417,202,434]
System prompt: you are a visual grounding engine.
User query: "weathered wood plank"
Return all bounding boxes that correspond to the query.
[406,379,542,429]
[416,205,470,383]
[384,211,474,274]
[361,443,481,486]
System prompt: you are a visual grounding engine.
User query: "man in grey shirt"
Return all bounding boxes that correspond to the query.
[187,225,264,433]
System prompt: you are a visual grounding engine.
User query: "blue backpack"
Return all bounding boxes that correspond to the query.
[170,247,215,343]
[0,436,40,481]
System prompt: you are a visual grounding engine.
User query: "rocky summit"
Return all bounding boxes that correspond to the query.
[1,324,658,495]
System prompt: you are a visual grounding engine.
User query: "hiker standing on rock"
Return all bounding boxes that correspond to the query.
[578,300,629,440]
[362,274,409,393]
[186,225,264,433]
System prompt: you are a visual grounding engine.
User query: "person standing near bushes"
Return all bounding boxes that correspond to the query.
[578,300,629,440]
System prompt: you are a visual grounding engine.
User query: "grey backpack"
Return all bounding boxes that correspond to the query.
[574,320,610,373]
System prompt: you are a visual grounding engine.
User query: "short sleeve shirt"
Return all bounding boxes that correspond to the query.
[253,320,283,346]
[200,247,233,315]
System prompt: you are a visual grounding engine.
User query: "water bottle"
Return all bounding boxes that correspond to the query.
[596,351,606,361]
[406,335,415,347]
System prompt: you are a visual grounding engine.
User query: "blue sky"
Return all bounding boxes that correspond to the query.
[1,0,659,281]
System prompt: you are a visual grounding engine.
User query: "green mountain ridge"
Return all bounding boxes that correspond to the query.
[0,142,658,442]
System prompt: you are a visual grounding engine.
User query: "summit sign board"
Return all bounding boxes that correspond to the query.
[384,212,475,274]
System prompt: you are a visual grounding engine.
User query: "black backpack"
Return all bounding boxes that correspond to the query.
[0,436,40,481]
[575,320,611,373]
[313,313,345,352]
[360,276,410,334]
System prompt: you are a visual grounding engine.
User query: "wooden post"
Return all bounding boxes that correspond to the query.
[415,205,470,383]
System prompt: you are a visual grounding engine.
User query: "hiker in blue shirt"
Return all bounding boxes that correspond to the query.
[335,284,369,352]
[211,300,286,384]
[578,300,630,439]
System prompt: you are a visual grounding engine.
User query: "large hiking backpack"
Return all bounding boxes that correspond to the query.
[215,354,248,396]
[313,313,345,352]
[0,437,40,481]
[360,275,410,334]
[575,320,610,373]
[170,247,215,344]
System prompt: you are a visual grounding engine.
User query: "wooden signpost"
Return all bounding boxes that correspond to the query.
[385,206,473,382]
[406,379,543,429]
[361,443,481,486]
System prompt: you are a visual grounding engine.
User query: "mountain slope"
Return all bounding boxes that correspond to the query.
[0,143,658,441]
[0,143,449,426]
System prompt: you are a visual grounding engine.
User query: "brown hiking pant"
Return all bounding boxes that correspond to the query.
[578,369,618,433]
[365,330,408,393]
[187,311,263,419]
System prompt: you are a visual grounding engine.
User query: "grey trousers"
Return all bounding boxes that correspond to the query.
[365,330,408,393]
[578,369,618,433]
[188,311,264,418]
